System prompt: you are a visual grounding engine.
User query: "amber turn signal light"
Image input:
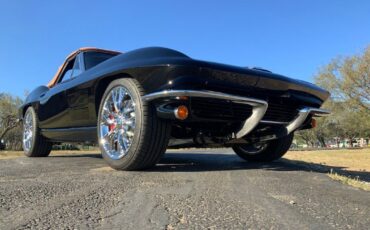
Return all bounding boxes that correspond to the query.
[174,105,189,120]
[311,118,317,128]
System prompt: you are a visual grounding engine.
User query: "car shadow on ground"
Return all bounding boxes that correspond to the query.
[154,152,370,182]
[50,152,370,182]
[51,153,102,159]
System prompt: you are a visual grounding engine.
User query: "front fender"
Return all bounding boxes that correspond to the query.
[18,85,49,120]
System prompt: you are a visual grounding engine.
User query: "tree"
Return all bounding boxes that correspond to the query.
[295,129,316,147]
[0,93,23,150]
[315,46,370,111]
[312,46,370,147]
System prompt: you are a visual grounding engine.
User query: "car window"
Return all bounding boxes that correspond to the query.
[84,51,117,70]
[58,54,84,84]
[61,69,73,82]
[59,58,75,83]
[71,55,82,78]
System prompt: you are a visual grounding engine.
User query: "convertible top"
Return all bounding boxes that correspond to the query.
[47,47,121,88]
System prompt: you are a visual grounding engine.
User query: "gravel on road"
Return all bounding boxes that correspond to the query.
[0,149,369,229]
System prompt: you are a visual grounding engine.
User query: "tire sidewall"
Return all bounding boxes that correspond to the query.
[23,107,38,157]
[233,133,294,162]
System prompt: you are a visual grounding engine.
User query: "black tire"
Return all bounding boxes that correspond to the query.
[23,107,52,157]
[97,78,171,170]
[232,133,294,162]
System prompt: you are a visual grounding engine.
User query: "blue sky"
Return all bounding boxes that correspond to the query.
[0,0,369,98]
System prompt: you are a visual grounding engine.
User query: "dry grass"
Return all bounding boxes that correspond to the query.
[285,148,370,172]
[0,150,99,160]
[328,170,370,191]
[285,148,370,191]
[0,151,26,159]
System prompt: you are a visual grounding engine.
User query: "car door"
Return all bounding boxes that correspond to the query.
[65,53,91,127]
[38,57,76,129]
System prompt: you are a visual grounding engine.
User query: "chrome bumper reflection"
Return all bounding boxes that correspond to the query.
[142,90,268,138]
[286,107,330,134]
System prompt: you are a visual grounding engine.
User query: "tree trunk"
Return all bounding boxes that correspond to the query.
[0,128,11,141]
[349,138,353,147]
[318,136,326,147]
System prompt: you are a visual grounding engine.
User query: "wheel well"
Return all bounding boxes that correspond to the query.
[22,104,31,117]
[95,73,133,116]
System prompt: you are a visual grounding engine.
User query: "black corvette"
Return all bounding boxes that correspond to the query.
[19,47,330,170]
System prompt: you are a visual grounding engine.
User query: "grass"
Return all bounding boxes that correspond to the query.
[285,148,370,191]
[284,148,370,172]
[328,170,370,191]
[0,150,99,159]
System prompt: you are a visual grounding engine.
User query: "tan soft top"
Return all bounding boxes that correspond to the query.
[47,47,121,88]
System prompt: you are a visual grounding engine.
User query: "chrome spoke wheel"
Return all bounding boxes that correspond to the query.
[99,86,136,160]
[23,111,34,152]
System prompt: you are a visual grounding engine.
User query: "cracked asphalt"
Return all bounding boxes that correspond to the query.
[1,149,369,229]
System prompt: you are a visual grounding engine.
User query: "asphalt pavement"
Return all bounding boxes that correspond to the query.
[0,149,369,229]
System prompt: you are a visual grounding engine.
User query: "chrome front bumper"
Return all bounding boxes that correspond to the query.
[286,107,330,134]
[142,90,330,138]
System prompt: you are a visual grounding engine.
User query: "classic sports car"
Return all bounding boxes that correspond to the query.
[19,47,330,170]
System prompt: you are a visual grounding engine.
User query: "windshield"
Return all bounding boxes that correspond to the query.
[84,51,118,70]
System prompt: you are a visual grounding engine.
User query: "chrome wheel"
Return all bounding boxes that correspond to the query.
[23,111,33,152]
[99,86,136,160]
